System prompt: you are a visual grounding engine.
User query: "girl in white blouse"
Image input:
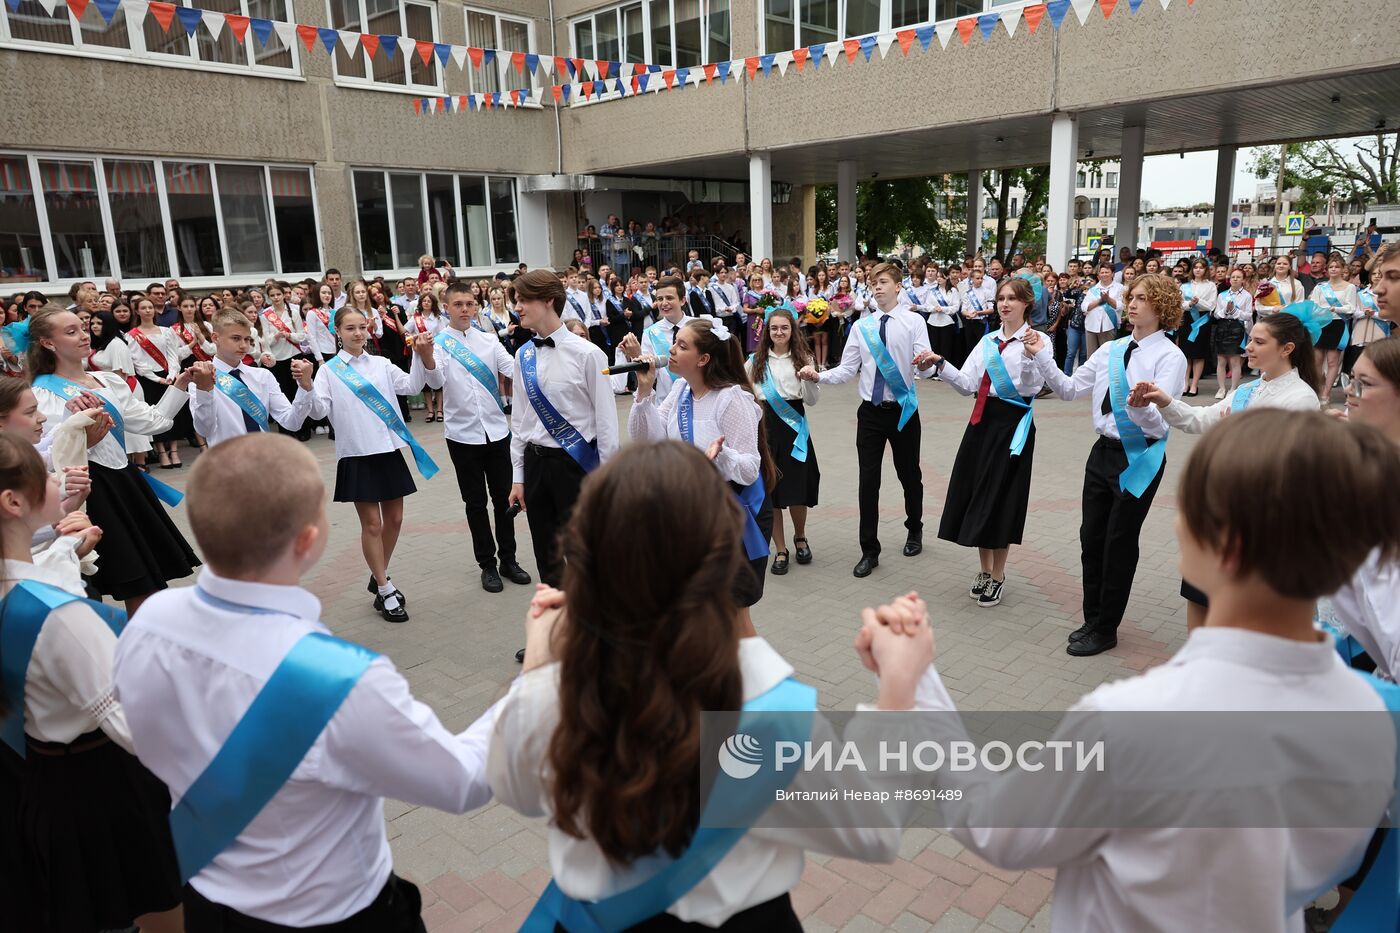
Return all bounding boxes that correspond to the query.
[405,292,446,423]
[128,294,194,468]
[1212,267,1254,401]
[629,317,774,619]
[747,308,820,576]
[1178,258,1217,397]
[0,434,182,933]
[488,441,933,931]
[1310,253,1361,403]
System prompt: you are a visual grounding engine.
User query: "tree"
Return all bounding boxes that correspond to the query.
[1248,133,1400,214]
[982,167,1049,262]
[814,176,947,259]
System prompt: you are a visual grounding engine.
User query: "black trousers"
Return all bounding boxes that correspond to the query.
[524,443,587,586]
[447,436,517,569]
[855,401,923,557]
[271,354,313,439]
[1080,436,1165,637]
[184,873,425,933]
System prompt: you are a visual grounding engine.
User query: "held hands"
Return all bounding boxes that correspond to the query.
[290,359,314,390]
[852,591,935,711]
[1021,329,1046,357]
[796,365,820,382]
[66,391,106,415]
[60,466,90,509]
[913,350,941,372]
[521,584,566,672]
[259,353,275,368]
[173,367,196,391]
[1129,381,1171,408]
[81,413,113,449]
[618,332,642,361]
[54,511,102,558]
[190,361,216,392]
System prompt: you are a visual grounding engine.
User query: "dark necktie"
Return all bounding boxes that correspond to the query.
[1101,340,1139,415]
[870,314,890,403]
[969,338,1008,425]
[227,368,262,433]
[532,336,555,349]
[670,324,679,341]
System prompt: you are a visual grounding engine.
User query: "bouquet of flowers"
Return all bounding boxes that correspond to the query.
[801,296,830,327]
[833,293,853,315]
[1255,280,1280,307]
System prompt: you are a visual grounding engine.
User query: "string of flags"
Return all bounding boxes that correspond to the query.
[3,0,1196,113]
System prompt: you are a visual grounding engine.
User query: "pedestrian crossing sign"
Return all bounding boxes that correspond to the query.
[1286,214,1305,235]
[1086,236,1101,253]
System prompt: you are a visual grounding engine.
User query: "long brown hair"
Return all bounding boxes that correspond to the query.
[549,442,745,863]
[749,307,813,378]
[682,319,778,490]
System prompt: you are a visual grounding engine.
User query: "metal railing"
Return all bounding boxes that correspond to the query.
[573,234,744,276]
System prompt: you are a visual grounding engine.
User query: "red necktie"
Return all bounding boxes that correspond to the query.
[969,338,1007,425]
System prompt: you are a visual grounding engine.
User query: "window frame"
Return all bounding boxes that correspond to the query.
[569,0,728,85]
[462,5,539,102]
[327,0,443,94]
[0,0,302,80]
[0,148,323,289]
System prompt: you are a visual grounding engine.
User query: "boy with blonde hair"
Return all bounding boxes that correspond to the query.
[188,308,314,448]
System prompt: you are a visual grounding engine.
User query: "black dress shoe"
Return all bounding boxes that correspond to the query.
[793,537,812,565]
[500,562,532,585]
[481,567,504,593]
[515,647,526,664]
[379,600,409,623]
[1068,623,1093,643]
[368,575,406,608]
[1066,630,1117,657]
[372,590,408,611]
[902,534,923,557]
[853,556,879,578]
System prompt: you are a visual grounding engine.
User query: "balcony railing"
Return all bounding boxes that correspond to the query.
[574,234,744,277]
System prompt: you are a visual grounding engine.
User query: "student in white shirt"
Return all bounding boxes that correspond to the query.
[261,282,313,434]
[490,441,934,931]
[618,277,696,402]
[307,306,433,624]
[562,271,590,324]
[1213,267,1255,400]
[1177,258,1217,397]
[128,294,195,469]
[800,263,931,578]
[1081,263,1125,359]
[422,282,531,595]
[188,309,314,449]
[917,277,1046,609]
[404,292,446,423]
[114,434,499,933]
[958,263,997,366]
[1311,253,1362,403]
[303,282,339,363]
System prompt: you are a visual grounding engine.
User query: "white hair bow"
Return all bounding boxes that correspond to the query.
[700,314,732,342]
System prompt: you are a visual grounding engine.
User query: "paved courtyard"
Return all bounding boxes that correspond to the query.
[159,377,1206,932]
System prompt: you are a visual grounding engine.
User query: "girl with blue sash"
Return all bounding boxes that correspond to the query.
[1347,283,1388,379]
[958,264,997,366]
[308,306,435,624]
[405,292,446,423]
[29,308,199,615]
[920,277,1045,610]
[747,308,820,577]
[0,435,182,933]
[926,266,962,366]
[629,317,775,616]
[1213,267,1254,401]
[1310,254,1361,404]
[1177,258,1217,396]
[491,442,934,933]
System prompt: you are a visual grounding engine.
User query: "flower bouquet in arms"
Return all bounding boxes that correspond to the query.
[802,297,831,328]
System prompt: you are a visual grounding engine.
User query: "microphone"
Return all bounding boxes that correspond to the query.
[602,358,665,375]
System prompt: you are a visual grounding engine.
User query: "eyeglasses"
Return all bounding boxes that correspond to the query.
[1347,378,1367,399]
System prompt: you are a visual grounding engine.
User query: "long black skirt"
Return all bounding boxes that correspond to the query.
[334,449,417,503]
[17,730,182,931]
[929,321,960,362]
[938,397,1036,550]
[87,461,199,600]
[731,481,773,609]
[764,399,819,509]
[1179,318,1213,361]
[136,372,194,445]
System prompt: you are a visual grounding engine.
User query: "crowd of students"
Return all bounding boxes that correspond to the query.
[0,241,1398,932]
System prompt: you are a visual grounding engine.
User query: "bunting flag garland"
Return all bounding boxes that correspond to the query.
[1023,3,1047,32]
[1046,0,1072,29]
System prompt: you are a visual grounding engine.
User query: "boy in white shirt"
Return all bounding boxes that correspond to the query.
[189,309,314,448]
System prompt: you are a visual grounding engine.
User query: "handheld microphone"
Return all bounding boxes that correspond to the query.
[505,502,522,519]
[602,358,664,376]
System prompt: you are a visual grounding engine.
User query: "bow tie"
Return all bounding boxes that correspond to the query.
[531,336,555,349]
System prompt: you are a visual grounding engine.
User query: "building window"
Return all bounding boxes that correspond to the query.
[353,169,521,273]
[1106,197,1117,217]
[571,0,729,94]
[1009,197,1019,219]
[1089,198,1101,218]
[1,0,297,74]
[1106,171,1118,189]
[328,0,439,90]
[761,0,986,48]
[0,151,318,284]
[466,8,534,96]
[1076,170,1086,188]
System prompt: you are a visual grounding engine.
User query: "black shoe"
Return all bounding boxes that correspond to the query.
[372,590,408,611]
[515,647,526,664]
[1068,623,1093,643]
[793,537,812,564]
[853,556,879,578]
[368,575,406,608]
[1067,630,1117,657]
[500,562,532,585]
[771,550,790,575]
[379,598,409,623]
[481,566,504,593]
[902,534,922,557]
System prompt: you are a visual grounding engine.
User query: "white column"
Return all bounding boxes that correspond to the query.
[1211,146,1237,252]
[965,170,983,256]
[837,160,858,261]
[515,188,552,269]
[1046,112,1080,270]
[748,152,774,262]
[1114,123,1145,254]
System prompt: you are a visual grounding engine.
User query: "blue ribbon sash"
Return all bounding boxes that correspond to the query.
[520,677,816,933]
[215,372,269,431]
[519,344,600,473]
[676,385,768,560]
[1229,379,1261,413]
[646,322,674,380]
[855,316,918,430]
[436,332,505,411]
[169,592,377,882]
[326,357,439,481]
[0,580,124,757]
[33,373,185,506]
[1184,284,1211,342]
[1107,337,1167,497]
[755,367,808,464]
[1318,283,1352,350]
[979,333,1034,456]
[1091,285,1119,329]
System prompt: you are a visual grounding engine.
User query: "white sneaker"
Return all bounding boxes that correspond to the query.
[1214,387,1227,400]
[969,571,992,599]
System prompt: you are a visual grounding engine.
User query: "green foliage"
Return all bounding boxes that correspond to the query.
[814,176,952,259]
[1248,134,1399,214]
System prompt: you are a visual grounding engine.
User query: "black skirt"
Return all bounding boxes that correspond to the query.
[87,461,199,600]
[938,397,1036,549]
[731,481,773,609]
[1316,317,1347,351]
[1179,318,1213,361]
[334,449,417,503]
[17,730,182,930]
[764,399,820,509]
[1212,319,1247,356]
[136,372,194,444]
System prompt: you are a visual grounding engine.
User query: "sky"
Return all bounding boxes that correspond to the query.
[1138,150,1263,210]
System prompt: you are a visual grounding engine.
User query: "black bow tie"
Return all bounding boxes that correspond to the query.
[532,336,555,349]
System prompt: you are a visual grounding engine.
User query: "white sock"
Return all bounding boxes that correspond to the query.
[381,592,401,611]
[377,581,395,597]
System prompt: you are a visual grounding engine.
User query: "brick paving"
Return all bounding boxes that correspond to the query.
[158,376,1206,931]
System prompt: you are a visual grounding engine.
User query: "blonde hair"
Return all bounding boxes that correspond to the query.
[211,308,252,332]
[1129,272,1184,331]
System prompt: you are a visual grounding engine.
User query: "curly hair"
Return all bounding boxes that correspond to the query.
[548,442,745,864]
[1129,272,1184,331]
